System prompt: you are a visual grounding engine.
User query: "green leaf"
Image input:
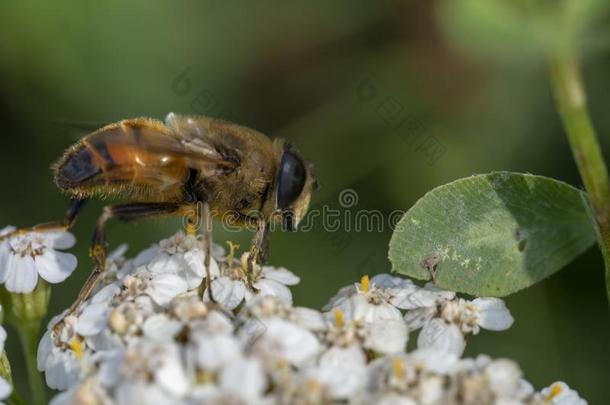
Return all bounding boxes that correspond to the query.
[389,172,596,296]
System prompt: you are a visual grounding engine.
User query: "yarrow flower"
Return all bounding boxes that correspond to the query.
[204,251,300,310]
[28,231,586,405]
[538,381,587,405]
[410,295,514,357]
[0,226,77,293]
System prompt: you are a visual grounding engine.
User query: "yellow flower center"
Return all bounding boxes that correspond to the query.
[334,309,345,328]
[392,357,406,379]
[195,369,217,384]
[546,383,564,400]
[68,338,85,361]
[360,275,370,293]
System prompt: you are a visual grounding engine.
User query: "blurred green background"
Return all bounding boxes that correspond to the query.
[1,0,609,403]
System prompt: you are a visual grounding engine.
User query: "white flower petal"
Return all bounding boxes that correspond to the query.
[388,288,421,309]
[403,283,455,309]
[375,393,418,405]
[472,298,514,331]
[312,345,367,399]
[148,273,188,306]
[143,314,183,341]
[0,244,10,283]
[185,385,222,403]
[252,318,320,367]
[417,319,465,357]
[95,350,124,388]
[365,319,408,354]
[36,250,77,283]
[0,326,6,353]
[371,273,414,290]
[76,303,109,336]
[207,277,245,310]
[148,253,184,275]
[0,377,11,400]
[184,249,220,279]
[0,226,15,237]
[194,334,242,370]
[220,357,266,401]
[344,294,403,323]
[239,318,268,346]
[91,283,120,304]
[293,307,326,331]
[323,284,357,311]
[48,232,76,250]
[485,359,522,398]
[5,255,38,293]
[49,390,74,405]
[154,345,189,397]
[37,331,53,371]
[250,278,293,304]
[86,329,124,352]
[516,379,534,400]
[194,310,234,335]
[44,349,81,390]
[541,381,587,405]
[411,348,459,374]
[404,306,437,330]
[133,246,160,267]
[262,267,300,285]
[108,244,129,261]
[115,382,176,405]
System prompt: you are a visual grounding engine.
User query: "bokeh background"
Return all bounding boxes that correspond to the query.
[1,1,609,402]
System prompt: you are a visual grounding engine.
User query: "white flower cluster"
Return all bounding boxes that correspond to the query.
[33,231,586,405]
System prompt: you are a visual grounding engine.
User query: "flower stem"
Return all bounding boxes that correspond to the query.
[14,320,45,405]
[548,51,610,305]
[7,391,26,405]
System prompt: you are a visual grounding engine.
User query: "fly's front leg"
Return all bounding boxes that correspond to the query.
[60,203,183,327]
[0,198,85,242]
[246,220,270,291]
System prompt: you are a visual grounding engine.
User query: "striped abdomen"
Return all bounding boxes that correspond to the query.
[54,119,190,200]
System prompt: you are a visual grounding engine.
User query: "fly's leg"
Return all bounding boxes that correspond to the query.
[246,220,270,292]
[0,198,86,242]
[56,202,184,333]
[198,201,216,303]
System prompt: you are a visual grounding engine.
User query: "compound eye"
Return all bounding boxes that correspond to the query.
[277,150,306,209]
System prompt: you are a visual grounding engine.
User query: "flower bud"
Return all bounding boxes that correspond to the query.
[109,309,128,335]
[7,279,50,322]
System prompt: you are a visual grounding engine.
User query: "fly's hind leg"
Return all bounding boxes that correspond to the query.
[65,202,185,318]
[0,198,86,242]
[198,201,216,303]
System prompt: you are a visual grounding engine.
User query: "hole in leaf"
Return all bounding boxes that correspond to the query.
[514,228,527,252]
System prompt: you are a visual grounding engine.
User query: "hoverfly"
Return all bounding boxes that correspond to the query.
[0,113,317,317]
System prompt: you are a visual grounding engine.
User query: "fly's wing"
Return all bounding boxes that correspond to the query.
[54,117,236,198]
[164,113,274,154]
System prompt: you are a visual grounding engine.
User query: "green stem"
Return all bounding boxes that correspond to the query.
[14,320,45,405]
[548,51,610,305]
[7,391,27,405]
